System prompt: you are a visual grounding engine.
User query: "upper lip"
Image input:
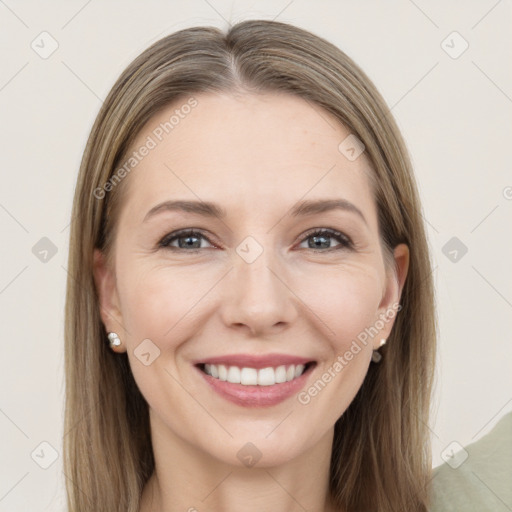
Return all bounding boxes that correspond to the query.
[193,353,315,369]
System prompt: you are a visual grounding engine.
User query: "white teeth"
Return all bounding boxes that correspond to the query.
[240,367,258,385]
[227,366,241,383]
[295,364,305,378]
[257,367,275,386]
[218,364,228,381]
[202,363,308,386]
[275,365,287,383]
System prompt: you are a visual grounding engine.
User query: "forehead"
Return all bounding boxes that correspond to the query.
[119,91,377,226]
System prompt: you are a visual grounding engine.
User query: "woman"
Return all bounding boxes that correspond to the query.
[64,19,436,512]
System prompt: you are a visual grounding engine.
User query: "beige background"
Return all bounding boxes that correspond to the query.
[1,0,511,510]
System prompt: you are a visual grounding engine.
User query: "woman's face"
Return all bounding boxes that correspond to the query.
[94,91,408,468]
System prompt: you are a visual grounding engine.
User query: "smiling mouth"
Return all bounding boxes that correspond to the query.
[196,361,316,386]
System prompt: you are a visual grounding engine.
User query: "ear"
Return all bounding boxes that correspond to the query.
[373,243,409,350]
[93,248,126,350]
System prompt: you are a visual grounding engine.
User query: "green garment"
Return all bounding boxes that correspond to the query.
[429,411,512,511]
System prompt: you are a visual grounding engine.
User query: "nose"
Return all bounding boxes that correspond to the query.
[219,246,298,337]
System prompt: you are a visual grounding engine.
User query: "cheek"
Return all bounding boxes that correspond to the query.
[295,264,383,350]
[118,266,192,343]
[291,268,383,424]
[115,265,200,415]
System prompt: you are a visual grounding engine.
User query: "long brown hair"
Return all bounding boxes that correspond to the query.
[64,19,437,512]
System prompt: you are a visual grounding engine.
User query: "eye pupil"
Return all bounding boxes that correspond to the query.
[179,235,201,249]
[310,234,330,249]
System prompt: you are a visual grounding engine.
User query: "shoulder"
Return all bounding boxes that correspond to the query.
[429,411,512,512]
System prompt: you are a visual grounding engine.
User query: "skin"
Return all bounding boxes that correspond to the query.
[94,91,409,512]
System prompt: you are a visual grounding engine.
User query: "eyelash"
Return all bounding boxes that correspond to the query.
[158,228,354,253]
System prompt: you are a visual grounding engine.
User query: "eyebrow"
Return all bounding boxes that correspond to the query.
[143,198,368,225]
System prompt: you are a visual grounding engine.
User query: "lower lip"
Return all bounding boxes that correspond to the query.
[195,364,316,407]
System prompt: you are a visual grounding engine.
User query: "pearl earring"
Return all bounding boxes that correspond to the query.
[107,332,121,349]
[371,338,387,363]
